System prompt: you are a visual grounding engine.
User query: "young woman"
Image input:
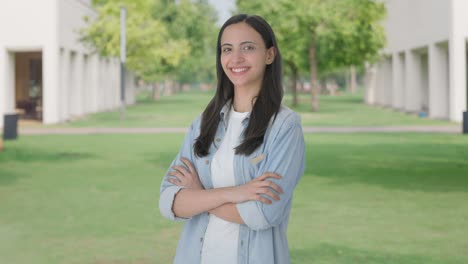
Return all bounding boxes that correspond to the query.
[159,14,305,264]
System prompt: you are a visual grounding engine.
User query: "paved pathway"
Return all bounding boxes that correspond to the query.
[18,125,462,135]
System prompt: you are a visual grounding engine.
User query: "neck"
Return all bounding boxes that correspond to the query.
[233,84,260,112]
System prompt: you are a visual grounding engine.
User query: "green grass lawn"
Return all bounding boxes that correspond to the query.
[1,133,467,263]
[40,89,456,128]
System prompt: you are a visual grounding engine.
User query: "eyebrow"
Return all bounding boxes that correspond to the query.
[221,41,258,47]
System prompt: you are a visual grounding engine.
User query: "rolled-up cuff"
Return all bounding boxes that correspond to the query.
[159,185,188,221]
[236,201,270,231]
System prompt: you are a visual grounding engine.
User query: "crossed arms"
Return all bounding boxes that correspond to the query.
[169,157,284,224]
[159,114,305,230]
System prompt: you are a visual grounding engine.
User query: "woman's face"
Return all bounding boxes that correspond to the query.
[220,22,275,91]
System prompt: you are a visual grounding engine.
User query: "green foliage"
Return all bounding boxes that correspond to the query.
[81,0,218,83]
[237,0,386,75]
[152,0,218,84]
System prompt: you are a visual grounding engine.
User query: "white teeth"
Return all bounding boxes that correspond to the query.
[232,67,248,73]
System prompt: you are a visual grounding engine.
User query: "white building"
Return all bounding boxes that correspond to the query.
[365,0,468,122]
[0,0,135,127]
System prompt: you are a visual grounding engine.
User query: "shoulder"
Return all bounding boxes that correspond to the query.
[272,105,302,130]
[187,114,203,137]
[263,105,302,143]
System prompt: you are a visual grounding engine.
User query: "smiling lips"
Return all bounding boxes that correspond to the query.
[231,67,250,73]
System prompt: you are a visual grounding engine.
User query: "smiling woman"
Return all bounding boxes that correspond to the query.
[159,14,305,264]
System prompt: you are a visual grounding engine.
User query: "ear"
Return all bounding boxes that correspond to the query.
[266,47,276,65]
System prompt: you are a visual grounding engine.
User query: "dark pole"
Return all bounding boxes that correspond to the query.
[120,6,126,120]
[463,111,468,134]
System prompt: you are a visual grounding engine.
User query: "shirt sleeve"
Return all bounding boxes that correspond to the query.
[236,112,305,230]
[158,120,197,221]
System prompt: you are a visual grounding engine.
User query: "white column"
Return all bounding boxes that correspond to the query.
[75,53,84,116]
[383,57,393,107]
[90,54,99,113]
[429,43,450,119]
[83,55,89,114]
[59,48,70,121]
[392,52,405,109]
[99,58,105,111]
[115,59,121,107]
[110,59,116,109]
[449,0,468,122]
[43,45,60,124]
[68,52,77,116]
[42,0,60,124]
[0,49,15,127]
[0,48,6,127]
[98,57,104,111]
[405,50,421,112]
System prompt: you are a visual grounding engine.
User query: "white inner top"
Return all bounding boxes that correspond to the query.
[201,107,249,264]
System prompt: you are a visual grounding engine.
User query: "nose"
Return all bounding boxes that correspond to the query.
[231,49,245,64]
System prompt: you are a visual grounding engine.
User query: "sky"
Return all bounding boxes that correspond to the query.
[207,0,236,25]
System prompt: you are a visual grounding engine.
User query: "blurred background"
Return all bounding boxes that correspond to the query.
[0,0,467,263]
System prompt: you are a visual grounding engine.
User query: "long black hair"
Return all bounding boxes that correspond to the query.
[194,14,283,157]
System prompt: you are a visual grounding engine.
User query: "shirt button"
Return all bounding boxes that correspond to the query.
[205,160,209,165]
[240,240,243,246]
[215,138,221,142]
[200,237,203,242]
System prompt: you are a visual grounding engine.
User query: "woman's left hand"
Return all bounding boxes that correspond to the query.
[168,157,204,190]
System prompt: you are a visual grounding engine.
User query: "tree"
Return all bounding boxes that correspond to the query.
[237,0,386,111]
[152,0,218,86]
[82,0,189,85]
[82,0,219,99]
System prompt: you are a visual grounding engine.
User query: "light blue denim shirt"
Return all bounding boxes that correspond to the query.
[159,102,305,264]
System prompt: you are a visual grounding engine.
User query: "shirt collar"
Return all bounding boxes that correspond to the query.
[219,100,251,126]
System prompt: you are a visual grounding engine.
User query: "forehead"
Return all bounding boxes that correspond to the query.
[221,22,264,45]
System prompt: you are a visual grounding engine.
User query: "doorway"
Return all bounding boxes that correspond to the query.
[15,52,43,121]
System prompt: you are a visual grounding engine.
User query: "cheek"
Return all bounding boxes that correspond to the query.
[220,57,229,73]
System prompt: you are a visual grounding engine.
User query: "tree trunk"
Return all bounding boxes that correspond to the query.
[164,79,173,96]
[345,69,351,93]
[309,40,319,111]
[152,83,160,101]
[288,61,299,107]
[350,65,357,94]
[175,82,182,93]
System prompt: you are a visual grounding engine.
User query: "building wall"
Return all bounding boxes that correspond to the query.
[383,0,450,53]
[0,0,56,48]
[367,0,468,122]
[0,0,57,126]
[0,0,135,128]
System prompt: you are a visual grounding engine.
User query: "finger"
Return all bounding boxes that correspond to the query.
[169,170,185,179]
[255,194,272,205]
[168,178,181,186]
[265,180,284,194]
[172,165,190,177]
[258,188,280,201]
[258,172,282,181]
[181,157,197,175]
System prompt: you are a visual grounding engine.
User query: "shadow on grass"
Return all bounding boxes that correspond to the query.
[307,140,468,193]
[0,168,24,185]
[137,97,190,105]
[291,243,457,264]
[0,144,96,164]
[0,146,96,185]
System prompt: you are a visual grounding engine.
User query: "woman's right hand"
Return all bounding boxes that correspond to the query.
[227,172,284,204]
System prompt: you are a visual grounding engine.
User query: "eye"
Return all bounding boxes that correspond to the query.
[222,47,232,53]
[242,45,255,51]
